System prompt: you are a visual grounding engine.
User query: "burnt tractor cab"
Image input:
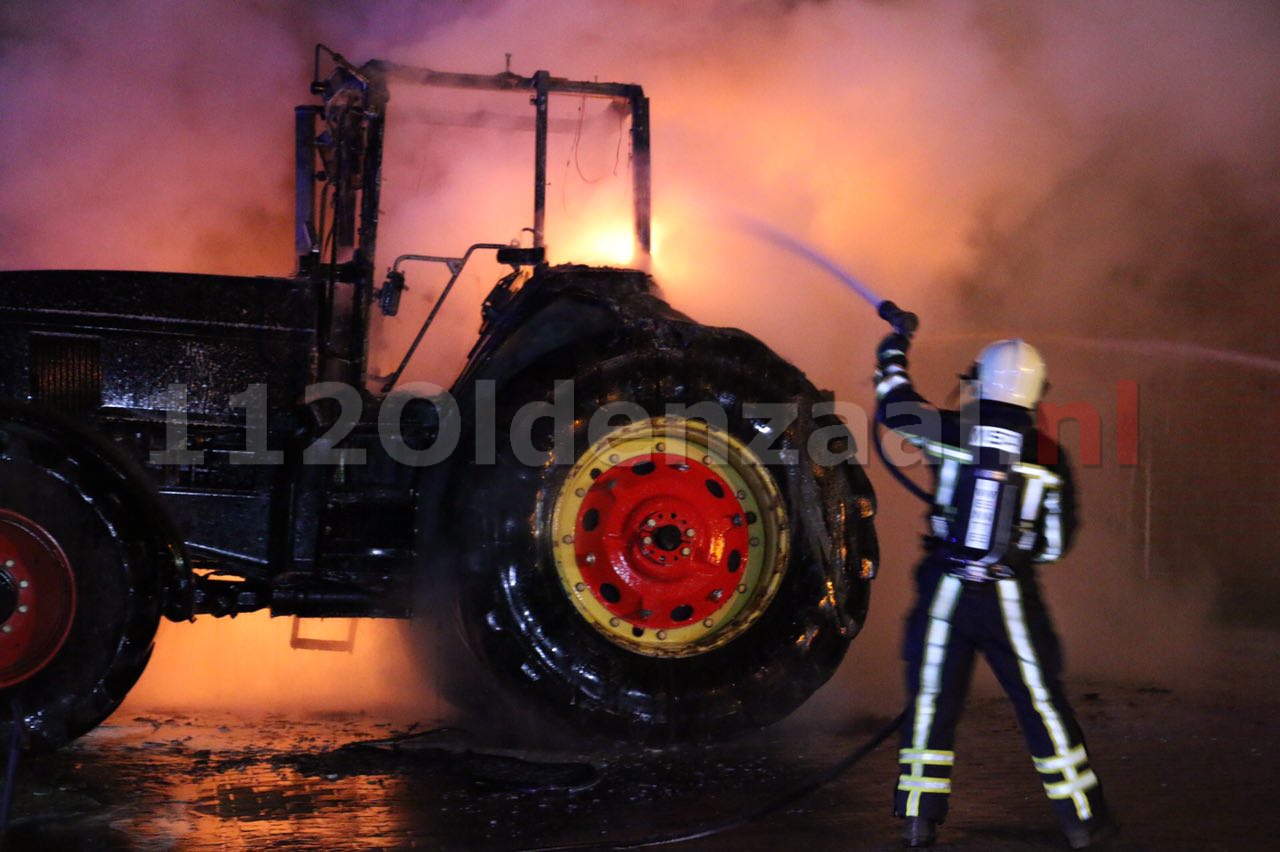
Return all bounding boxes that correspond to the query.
[0,47,877,749]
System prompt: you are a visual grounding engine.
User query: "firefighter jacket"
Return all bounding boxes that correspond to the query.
[874,334,1077,580]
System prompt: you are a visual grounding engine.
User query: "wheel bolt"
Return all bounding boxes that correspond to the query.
[680,547,691,556]
[646,518,657,528]
[685,528,696,538]
[643,535,653,545]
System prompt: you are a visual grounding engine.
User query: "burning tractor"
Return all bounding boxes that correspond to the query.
[0,48,877,749]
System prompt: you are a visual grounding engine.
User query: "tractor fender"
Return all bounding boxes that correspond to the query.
[0,402,192,620]
[454,264,705,398]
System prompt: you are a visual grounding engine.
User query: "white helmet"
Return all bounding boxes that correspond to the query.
[973,339,1046,408]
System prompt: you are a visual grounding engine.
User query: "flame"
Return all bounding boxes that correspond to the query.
[554,220,638,267]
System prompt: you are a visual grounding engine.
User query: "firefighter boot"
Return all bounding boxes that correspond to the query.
[1063,817,1119,849]
[902,816,937,847]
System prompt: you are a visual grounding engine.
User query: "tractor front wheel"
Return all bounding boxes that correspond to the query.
[456,335,875,742]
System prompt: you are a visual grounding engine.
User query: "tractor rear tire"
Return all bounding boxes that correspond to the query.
[0,418,161,751]
[455,333,875,743]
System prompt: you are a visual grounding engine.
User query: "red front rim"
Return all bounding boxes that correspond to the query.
[550,417,788,657]
[0,509,78,688]
[574,454,752,631]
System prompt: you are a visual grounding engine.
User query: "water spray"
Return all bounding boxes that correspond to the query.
[733,215,929,502]
[731,215,920,339]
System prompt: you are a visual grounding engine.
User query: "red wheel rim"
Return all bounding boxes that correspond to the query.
[574,454,751,630]
[0,509,77,688]
[550,417,788,657]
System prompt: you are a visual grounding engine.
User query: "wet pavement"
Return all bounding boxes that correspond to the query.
[5,627,1277,851]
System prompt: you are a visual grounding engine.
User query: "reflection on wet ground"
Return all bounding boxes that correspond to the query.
[6,630,1278,850]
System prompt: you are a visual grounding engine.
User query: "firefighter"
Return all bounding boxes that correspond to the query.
[874,329,1116,849]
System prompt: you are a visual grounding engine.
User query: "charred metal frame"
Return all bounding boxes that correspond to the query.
[296,47,653,387]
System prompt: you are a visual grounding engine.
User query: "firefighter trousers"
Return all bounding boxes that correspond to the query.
[894,554,1109,831]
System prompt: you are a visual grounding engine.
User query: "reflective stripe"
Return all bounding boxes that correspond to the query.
[1045,769,1099,800]
[1012,462,1062,488]
[1035,744,1088,772]
[898,776,952,794]
[930,515,949,538]
[876,374,908,398]
[921,440,974,463]
[935,458,961,508]
[881,349,906,360]
[904,575,964,817]
[1041,499,1063,561]
[900,748,955,766]
[997,580,1093,821]
[1020,477,1045,522]
[884,363,906,375]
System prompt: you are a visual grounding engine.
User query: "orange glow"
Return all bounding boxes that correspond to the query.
[553,219,637,268]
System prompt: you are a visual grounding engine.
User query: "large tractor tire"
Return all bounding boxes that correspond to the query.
[456,332,876,742]
[0,416,161,750]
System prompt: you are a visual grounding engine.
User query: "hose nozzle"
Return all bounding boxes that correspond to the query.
[878,300,919,339]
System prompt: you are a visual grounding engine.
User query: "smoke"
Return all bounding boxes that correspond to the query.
[3,1,1278,718]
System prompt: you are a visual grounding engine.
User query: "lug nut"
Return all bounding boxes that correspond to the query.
[643,535,653,545]
[680,547,691,556]
[685,528,696,537]
[18,580,28,589]
[16,605,27,614]
[1,625,10,634]
[646,518,657,528]
[2,560,12,568]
